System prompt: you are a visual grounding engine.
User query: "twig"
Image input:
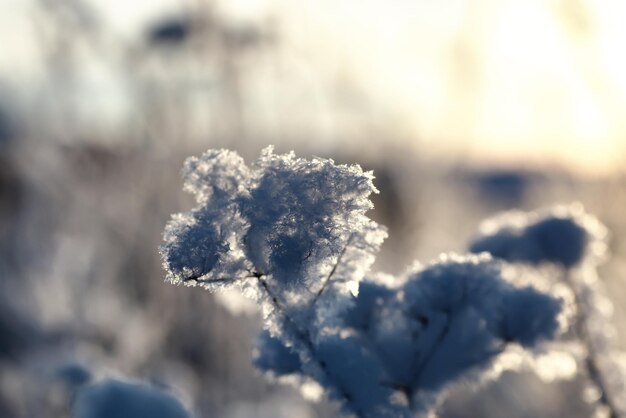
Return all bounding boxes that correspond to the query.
[310,235,354,307]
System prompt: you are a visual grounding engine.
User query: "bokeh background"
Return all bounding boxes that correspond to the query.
[1,0,626,416]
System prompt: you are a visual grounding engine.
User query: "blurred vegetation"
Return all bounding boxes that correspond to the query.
[1,1,626,417]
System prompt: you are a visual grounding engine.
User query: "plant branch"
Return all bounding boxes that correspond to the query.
[311,234,354,306]
[254,274,366,418]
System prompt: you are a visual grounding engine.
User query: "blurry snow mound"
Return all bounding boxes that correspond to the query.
[469,203,608,268]
[72,378,192,418]
[56,363,92,389]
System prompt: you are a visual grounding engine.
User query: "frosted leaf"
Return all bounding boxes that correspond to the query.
[160,149,252,289]
[252,254,563,417]
[239,147,384,293]
[160,146,384,298]
[182,149,251,203]
[160,207,250,288]
[469,203,608,268]
[312,330,409,418]
[344,274,397,332]
[300,220,389,345]
[399,255,561,408]
[253,330,302,377]
[338,254,562,414]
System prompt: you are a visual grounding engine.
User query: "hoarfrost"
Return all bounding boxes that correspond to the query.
[161,148,565,417]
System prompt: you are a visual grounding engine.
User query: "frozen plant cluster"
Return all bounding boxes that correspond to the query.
[161,148,565,417]
[469,204,626,418]
[469,204,607,268]
[52,364,192,418]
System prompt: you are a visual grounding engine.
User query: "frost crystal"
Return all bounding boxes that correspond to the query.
[161,148,565,417]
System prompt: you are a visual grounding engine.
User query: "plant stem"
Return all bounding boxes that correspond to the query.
[564,270,620,418]
[255,274,366,418]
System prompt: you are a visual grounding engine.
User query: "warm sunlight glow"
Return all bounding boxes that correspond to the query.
[7,0,626,175]
[278,0,626,175]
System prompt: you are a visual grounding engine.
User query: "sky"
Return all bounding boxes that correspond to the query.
[1,0,626,176]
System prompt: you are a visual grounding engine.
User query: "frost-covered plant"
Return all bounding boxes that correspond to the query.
[469,204,607,268]
[469,204,626,418]
[161,147,565,417]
